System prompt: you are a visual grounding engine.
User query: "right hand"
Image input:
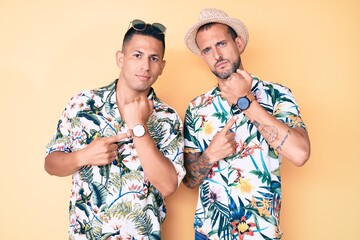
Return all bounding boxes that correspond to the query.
[78,133,130,166]
[205,116,238,164]
[219,69,253,105]
[122,96,154,128]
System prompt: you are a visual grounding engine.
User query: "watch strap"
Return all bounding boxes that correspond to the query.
[237,92,255,111]
[245,92,255,102]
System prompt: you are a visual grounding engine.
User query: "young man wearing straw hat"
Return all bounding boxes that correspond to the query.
[183,8,311,239]
[45,20,185,239]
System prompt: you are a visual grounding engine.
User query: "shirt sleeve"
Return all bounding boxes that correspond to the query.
[273,84,307,130]
[156,110,186,187]
[184,104,204,153]
[45,93,81,155]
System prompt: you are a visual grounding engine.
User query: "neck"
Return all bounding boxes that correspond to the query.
[115,77,150,106]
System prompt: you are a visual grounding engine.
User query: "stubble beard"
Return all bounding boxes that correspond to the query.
[212,57,241,80]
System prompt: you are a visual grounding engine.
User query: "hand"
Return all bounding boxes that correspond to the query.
[205,116,238,164]
[219,69,253,104]
[79,133,130,166]
[122,96,154,128]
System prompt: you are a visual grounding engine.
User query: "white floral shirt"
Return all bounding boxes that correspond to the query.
[46,80,185,240]
[184,76,306,240]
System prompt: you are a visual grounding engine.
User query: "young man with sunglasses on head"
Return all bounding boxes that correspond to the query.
[45,19,185,239]
[183,9,311,239]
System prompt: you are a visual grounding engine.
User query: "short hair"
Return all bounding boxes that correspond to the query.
[198,22,238,40]
[122,25,166,57]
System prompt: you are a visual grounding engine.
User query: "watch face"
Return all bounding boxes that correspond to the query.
[237,97,250,111]
[133,125,145,137]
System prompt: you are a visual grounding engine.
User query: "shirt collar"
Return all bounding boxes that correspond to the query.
[111,79,158,105]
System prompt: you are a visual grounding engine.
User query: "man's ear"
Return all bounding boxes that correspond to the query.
[235,36,245,54]
[158,59,166,76]
[115,50,124,68]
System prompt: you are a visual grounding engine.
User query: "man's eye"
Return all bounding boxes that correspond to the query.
[151,57,159,62]
[134,54,141,58]
[218,42,226,47]
[202,48,211,55]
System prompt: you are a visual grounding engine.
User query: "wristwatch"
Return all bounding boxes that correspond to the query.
[131,124,146,137]
[236,92,255,111]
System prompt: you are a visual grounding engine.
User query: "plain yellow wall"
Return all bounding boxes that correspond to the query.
[1,0,359,239]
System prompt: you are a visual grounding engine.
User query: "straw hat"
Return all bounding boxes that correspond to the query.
[184,8,249,55]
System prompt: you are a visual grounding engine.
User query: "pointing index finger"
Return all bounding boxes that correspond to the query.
[220,116,238,134]
[106,133,131,143]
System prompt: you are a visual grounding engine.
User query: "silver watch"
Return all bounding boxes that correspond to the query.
[132,124,146,137]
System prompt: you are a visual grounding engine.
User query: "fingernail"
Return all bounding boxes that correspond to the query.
[126,131,132,138]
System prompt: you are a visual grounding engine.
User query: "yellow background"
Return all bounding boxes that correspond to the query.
[1,0,359,239]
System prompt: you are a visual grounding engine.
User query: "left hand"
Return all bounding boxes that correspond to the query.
[219,69,253,104]
[122,96,154,128]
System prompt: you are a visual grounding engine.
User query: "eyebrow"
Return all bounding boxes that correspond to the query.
[134,50,161,58]
[216,39,227,45]
[201,39,227,51]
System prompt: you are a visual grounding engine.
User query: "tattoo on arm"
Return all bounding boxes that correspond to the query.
[276,129,291,151]
[183,152,214,189]
[253,120,278,143]
[253,120,291,151]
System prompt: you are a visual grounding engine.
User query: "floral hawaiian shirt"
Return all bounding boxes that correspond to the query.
[184,76,306,240]
[46,79,185,240]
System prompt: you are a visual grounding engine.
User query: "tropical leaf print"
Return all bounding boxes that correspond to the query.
[46,135,71,150]
[79,165,94,183]
[74,219,96,239]
[75,200,90,218]
[77,111,101,126]
[148,114,167,144]
[108,170,143,194]
[208,201,231,239]
[105,201,154,236]
[70,116,83,128]
[184,109,202,150]
[250,169,271,185]
[148,113,183,156]
[91,219,103,239]
[200,181,210,208]
[129,207,154,235]
[149,231,161,240]
[212,111,228,123]
[47,81,186,239]
[184,77,306,239]
[160,132,183,156]
[145,190,164,217]
[99,165,110,184]
[89,181,109,208]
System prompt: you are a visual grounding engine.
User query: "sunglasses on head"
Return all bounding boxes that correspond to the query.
[129,19,166,35]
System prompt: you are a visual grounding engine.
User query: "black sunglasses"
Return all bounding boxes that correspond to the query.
[129,19,166,35]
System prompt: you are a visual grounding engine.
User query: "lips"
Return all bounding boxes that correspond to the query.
[215,60,228,69]
[136,74,151,81]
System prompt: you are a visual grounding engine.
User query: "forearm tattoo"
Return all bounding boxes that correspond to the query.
[253,120,278,143]
[276,129,291,151]
[183,152,214,189]
[253,120,291,151]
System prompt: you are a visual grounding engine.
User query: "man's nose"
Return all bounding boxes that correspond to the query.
[141,59,150,70]
[212,48,222,60]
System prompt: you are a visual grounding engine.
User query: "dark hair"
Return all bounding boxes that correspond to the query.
[198,22,238,40]
[122,25,166,57]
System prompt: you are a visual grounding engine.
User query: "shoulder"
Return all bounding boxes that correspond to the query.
[89,80,116,95]
[252,76,293,97]
[65,80,116,112]
[187,86,218,110]
[154,97,181,120]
